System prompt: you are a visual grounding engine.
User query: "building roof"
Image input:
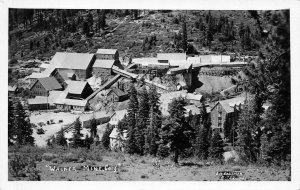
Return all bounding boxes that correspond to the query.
[55,97,88,107]
[49,52,95,70]
[39,63,50,69]
[212,96,246,113]
[48,90,64,105]
[8,85,17,92]
[109,127,125,140]
[132,57,161,66]
[109,109,128,125]
[144,79,168,90]
[56,70,76,80]
[184,105,200,116]
[160,90,188,101]
[93,59,115,69]
[169,60,191,68]
[27,72,49,79]
[96,49,117,55]
[198,55,231,63]
[157,53,186,61]
[187,57,201,64]
[187,93,203,101]
[108,87,128,97]
[65,80,89,95]
[220,85,237,96]
[32,77,62,91]
[80,111,112,122]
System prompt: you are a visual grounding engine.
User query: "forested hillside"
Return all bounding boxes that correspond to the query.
[9,9,272,62]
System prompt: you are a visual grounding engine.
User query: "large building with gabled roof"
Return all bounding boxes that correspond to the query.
[30,77,63,97]
[210,96,246,134]
[45,52,96,80]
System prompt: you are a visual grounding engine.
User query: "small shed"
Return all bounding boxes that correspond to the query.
[107,87,128,102]
[109,127,127,151]
[8,85,18,97]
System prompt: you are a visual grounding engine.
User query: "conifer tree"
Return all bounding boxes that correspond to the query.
[72,117,83,148]
[195,102,211,160]
[182,21,187,52]
[236,100,259,163]
[159,97,193,165]
[136,86,149,155]
[84,134,93,149]
[126,84,139,154]
[90,117,97,138]
[8,99,15,145]
[82,21,90,36]
[13,101,34,145]
[209,131,225,161]
[102,126,113,149]
[99,11,106,30]
[144,85,162,155]
[145,107,160,155]
[55,128,67,146]
[87,12,93,30]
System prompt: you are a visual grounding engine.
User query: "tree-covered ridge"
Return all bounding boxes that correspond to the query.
[9,9,281,61]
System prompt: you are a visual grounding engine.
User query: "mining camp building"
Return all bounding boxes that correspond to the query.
[46,52,95,80]
[107,87,128,102]
[95,49,119,60]
[30,77,63,97]
[210,96,245,133]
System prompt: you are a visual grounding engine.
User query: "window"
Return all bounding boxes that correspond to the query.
[218,110,222,127]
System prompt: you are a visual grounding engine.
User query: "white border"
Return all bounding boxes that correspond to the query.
[1,0,300,190]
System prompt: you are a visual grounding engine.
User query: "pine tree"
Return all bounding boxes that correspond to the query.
[90,117,97,138]
[8,99,15,145]
[145,107,160,155]
[126,84,139,154]
[182,21,187,52]
[144,85,162,155]
[205,23,213,48]
[236,100,259,163]
[99,11,106,30]
[84,134,93,149]
[159,97,193,165]
[87,12,93,31]
[72,117,83,148]
[246,10,290,164]
[209,131,225,161]
[132,10,139,20]
[102,126,113,149]
[55,128,67,146]
[135,86,149,155]
[13,101,34,145]
[195,102,211,160]
[82,21,90,36]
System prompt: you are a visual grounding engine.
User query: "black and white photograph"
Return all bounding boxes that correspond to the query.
[1,0,300,189]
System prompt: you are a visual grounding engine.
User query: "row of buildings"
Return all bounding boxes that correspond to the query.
[28,49,122,83]
[25,49,129,111]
